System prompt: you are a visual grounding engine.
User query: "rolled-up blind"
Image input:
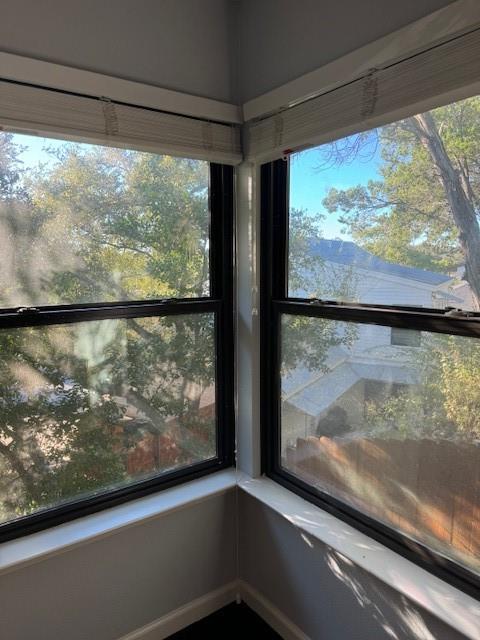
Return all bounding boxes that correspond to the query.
[245,27,480,162]
[0,80,242,165]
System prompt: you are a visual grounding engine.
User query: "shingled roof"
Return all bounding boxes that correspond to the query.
[310,239,451,285]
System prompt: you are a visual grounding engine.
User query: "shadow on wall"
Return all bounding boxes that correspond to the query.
[324,547,459,640]
[239,490,472,640]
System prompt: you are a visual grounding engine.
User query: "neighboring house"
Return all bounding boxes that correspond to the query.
[301,238,467,308]
[282,239,474,453]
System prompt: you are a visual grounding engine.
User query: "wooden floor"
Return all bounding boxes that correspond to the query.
[166,602,282,638]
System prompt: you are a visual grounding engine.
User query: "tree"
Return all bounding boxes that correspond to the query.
[289,207,359,300]
[0,134,215,521]
[281,208,358,388]
[321,96,480,440]
[323,96,480,306]
[364,334,480,441]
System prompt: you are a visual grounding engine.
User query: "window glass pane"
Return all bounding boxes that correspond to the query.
[0,131,210,306]
[390,327,421,347]
[281,314,480,575]
[0,313,215,524]
[288,95,480,311]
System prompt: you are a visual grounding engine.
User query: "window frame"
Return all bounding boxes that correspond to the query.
[260,158,480,599]
[0,161,235,543]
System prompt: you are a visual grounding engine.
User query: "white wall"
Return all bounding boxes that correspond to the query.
[0,5,475,640]
[235,0,456,102]
[0,490,237,640]
[239,491,468,640]
[0,0,236,102]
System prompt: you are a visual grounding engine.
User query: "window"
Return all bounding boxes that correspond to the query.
[261,94,480,595]
[0,131,234,540]
[390,327,421,347]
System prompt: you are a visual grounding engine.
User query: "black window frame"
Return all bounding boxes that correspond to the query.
[261,158,480,599]
[0,162,235,543]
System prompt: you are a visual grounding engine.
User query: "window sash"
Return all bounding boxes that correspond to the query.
[260,158,480,598]
[0,163,234,542]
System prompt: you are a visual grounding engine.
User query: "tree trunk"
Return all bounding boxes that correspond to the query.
[0,440,42,503]
[410,113,480,307]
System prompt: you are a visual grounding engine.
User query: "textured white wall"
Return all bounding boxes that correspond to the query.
[239,491,469,640]
[0,491,237,640]
[0,0,236,102]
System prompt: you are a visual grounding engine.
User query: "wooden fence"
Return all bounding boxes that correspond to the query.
[286,436,480,562]
[124,401,216,475]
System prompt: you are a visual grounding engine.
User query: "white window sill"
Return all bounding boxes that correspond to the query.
[0,469,237,576]
[237,472,480,640]
[1,468,478,639]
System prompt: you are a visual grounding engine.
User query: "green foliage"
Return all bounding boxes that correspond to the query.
[0,134,215,521]
[23,145,210,304]
[289,207,358,299]
[322,97,480,274]
[320,96,480,441]
[282,209,359,376]
[437,336,480,436]
[365,334,480,441]
[281,315,357,375]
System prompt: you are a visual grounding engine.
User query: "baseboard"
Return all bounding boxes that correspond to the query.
[238,580,310,640]
[116,579,309,640]
[117,581,238,640]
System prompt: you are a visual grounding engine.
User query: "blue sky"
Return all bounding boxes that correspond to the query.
[289,135,381,240]
[15,132,80,168]
[13,131,382,242]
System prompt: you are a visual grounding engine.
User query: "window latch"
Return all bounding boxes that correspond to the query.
[443,307,473,318]
[16,307,40,314]
[308,298,337,305]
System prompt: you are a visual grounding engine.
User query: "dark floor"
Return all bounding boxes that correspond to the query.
[166,602,282,638]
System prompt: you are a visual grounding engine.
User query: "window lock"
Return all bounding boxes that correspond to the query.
[16,307,40,314]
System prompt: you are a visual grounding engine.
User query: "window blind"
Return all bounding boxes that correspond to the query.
[244,27,480,162]
[0,80,242,165]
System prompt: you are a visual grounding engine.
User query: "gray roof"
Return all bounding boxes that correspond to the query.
[310,239,451,285]
[284,360,419,418]
[282,346,347,396]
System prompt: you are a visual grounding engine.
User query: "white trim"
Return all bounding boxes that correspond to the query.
[0,51,242,125]
[235,161,262,477]
[116,582,238,640]
[1,468,478,637]
[237,473,480,640]
[114,579,310,640]
[1,1,478,128]
[0,469,237,576]
[242,0,480,122]
[238,580,310,640]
